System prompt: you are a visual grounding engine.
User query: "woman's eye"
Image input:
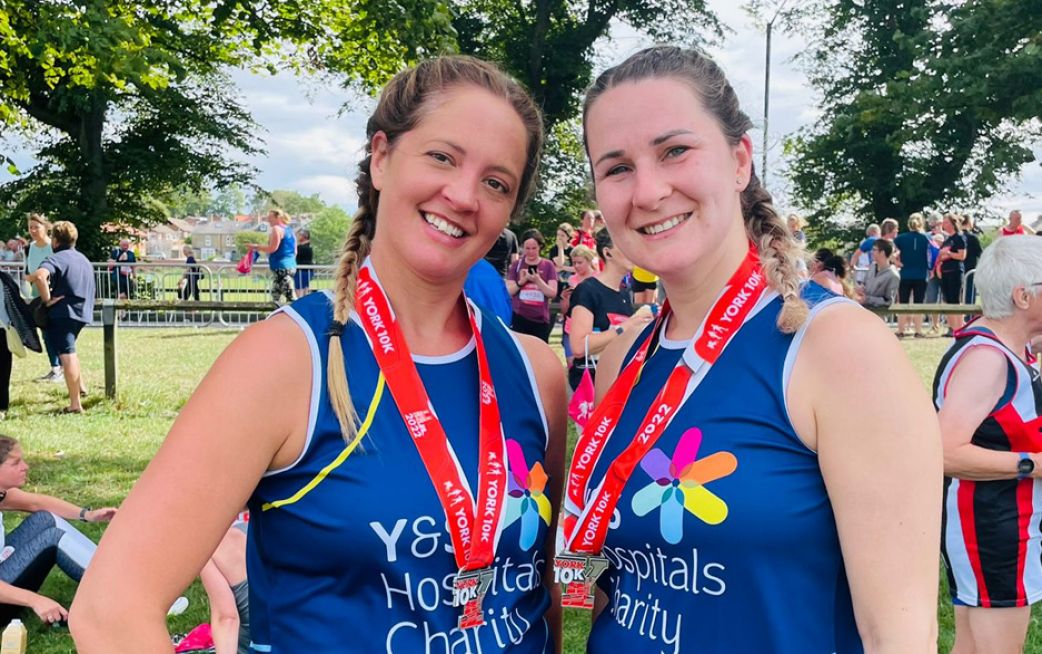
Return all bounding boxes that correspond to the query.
[429,151,452,164]
[604,164,630,177]
[485,178,510,194]
[665,145,689,159]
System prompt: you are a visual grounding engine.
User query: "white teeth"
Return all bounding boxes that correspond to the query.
[642,214,689,235]
[422,212,464,238]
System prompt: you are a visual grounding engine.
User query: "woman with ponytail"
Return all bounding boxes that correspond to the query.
[71,57,565,653]
[559,46,942,653]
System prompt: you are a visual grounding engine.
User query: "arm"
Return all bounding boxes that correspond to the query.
[70,315,311,652]
[516,334,567,653]
[568,305,652,358]
[791,305,941,652]
[34,267,52,303]
[0,579,67,622]
[252,227,282,255]
[200,561,241,654]
[531,263,558,298]
[937,346,1033,479]
[505,262,522,296]
[0,488,115,523]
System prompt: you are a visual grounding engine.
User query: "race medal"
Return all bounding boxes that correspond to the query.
[453,567,494,629]
[558,244,770,610]
[354,264,509,631]
[554,552,610,609]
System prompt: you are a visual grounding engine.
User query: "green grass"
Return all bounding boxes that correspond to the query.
[5,328,1039,651]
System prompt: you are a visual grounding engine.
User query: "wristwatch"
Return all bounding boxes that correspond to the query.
[1017,452,1034,480]
[614,326,624,335]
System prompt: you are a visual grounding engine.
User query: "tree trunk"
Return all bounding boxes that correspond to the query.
[77,91,109,259]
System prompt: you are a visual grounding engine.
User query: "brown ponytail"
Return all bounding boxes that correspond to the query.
[324,56,543,443]
[584,46,808,333]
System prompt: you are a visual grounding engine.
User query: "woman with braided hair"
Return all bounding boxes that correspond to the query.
[70,56,566,653]
[557,46,942,652]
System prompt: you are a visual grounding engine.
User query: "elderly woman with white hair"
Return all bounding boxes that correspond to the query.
[934,235,1042,654]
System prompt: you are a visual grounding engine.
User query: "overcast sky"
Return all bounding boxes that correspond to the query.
[3,1,1040,220]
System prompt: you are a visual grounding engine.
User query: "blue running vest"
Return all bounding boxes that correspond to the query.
[585,283,863,654]
[246,291,553,653]
[269,227,297,271]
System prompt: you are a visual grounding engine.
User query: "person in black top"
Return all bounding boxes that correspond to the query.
[179,245,201,301]
[483,227,518,277]
[566,230,652,390]
[937,213,967,333]
[294,229,314,298]
[960,215,983,304]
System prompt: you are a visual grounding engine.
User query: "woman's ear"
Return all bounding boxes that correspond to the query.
[370,132,391,192]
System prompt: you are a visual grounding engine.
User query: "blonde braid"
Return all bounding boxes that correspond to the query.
[742,172,808,333]
[326,208,375,443]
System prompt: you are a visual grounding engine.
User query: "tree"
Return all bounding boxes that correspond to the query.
[308,205,353,263]
[785,0,1042,242]
[0,0,455,258]
[251,190,328,217]
[234,230,268,257]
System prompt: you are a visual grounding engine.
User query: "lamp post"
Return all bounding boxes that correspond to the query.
[762,0,791,190]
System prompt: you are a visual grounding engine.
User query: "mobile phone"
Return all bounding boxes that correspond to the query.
[527,265,537,275]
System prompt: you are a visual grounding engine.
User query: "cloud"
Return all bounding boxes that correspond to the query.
[292,174,358,209]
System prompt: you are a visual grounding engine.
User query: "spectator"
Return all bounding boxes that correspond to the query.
[0,435,117,625]
[549,222,575,292]
[560,244,597,366]
[850,223,880,285]
[925,233,944,334]
[934,235,1042,653]
[960,214,982,304]
[812,253,851,297]
[31,221,95,414]
[936,213,967,334]
[565,230,652,390]
[5,241,22,264]
[249,209,296,306]
[894,213,931,337]
[506,229,558,341]
[171,521,249,654]
[25,214,59,382]
[179,246,201,302]
[293,229,313,299]
[880,217,899,241]
[786,213,807,245]
[108,239,136,300]
[571,210,597,250]
[1001,209,1036,236]
[629,267,659,306]
[855,239,899,309]
[483,227,519,277]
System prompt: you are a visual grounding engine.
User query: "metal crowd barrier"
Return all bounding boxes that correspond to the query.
[13,260,336,329]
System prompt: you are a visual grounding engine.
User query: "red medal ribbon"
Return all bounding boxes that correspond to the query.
[354,265,508,626]
[562,245,768,554]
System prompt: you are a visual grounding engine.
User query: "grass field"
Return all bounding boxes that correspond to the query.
[3,327,1037,652]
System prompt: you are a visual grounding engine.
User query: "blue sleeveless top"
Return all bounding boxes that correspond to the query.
[268,227,296,271]
[585,283,863,654]
[246,291,553,653]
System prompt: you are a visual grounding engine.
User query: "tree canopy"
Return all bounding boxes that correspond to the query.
[0,0,453,257]
[786,0,1042,240]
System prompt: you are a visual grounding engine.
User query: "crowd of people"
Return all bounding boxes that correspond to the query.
[0,45,1038,654]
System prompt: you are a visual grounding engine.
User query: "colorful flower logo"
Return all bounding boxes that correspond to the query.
[502,439,552,551]
[631,427,737,545]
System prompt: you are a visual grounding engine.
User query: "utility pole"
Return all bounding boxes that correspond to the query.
[762,0,791,190]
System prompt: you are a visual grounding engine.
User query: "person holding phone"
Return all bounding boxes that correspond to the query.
[507,229,558,341]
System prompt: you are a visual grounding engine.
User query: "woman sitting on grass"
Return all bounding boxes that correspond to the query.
[0,435,118,626]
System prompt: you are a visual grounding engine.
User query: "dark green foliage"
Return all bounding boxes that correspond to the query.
[787,0,1042,242]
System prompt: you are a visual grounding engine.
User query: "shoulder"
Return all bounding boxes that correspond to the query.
[513,332,566,404]
[794,302,897,381]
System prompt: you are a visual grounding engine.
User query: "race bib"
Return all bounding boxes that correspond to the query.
[519,288,543,304]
